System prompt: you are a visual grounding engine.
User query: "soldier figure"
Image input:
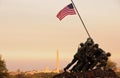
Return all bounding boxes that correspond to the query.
[86,44,104,70]
[96,52,111,70]
[64,43,84,72]
[85,38,94,46]
[69,38,94,72]
[79,38,94,72]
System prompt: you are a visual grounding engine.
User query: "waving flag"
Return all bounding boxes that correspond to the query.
[57,3,76,20]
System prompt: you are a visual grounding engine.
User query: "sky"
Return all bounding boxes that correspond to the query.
[0,0,120,71]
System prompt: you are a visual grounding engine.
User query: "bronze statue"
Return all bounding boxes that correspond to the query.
[53,38,119,78]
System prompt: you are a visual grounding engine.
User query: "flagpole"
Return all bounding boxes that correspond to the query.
[70,0,91,38]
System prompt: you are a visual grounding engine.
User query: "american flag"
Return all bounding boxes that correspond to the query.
[57,3,76,20]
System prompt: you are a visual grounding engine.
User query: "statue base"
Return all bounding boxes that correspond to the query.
[53,68,119,78]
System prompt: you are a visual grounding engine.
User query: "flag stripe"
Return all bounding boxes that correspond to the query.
[57,11,75,19]
[57,3,76,20]
[58,12,75,20]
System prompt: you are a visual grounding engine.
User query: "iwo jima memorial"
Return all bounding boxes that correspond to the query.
[53,0,119,78]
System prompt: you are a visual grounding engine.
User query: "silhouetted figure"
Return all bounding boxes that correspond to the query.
[70,38,94,72]
[85,38,94,46]
[97,52,111,70]
[79,38,94,72]
[64,43,84,72]
[86,43,104,70]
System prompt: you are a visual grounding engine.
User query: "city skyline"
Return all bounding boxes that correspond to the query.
[0,0,120,71]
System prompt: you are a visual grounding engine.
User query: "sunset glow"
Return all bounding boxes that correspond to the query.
[0,0,120,71]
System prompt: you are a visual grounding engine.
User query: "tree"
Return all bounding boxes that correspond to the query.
[106,59,117,70]
[0,55,9,78]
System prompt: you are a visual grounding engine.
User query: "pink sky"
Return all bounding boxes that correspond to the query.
[0,0,120,71]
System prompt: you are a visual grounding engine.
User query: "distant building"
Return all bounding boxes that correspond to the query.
[9,69,21,75]
[25,70,42,75]
[9,71,19,75]
[44,66,51,73]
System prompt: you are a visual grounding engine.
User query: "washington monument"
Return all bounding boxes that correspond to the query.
[56,50,60,73]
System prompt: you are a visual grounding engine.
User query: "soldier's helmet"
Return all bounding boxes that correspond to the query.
[85,38,94,46]
[80,43,84,47]
[106,52,111,57]
[94,44,99,48]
